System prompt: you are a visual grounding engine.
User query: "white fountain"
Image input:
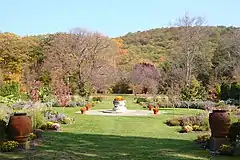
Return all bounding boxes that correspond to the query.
[75,96,166,116]
[103,96,127,113]
[112,98,127,113]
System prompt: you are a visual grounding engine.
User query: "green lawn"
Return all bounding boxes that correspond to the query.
[1,95,239,160]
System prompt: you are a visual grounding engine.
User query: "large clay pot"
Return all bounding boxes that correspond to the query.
[209,110,230,138]
[7,113,32,143]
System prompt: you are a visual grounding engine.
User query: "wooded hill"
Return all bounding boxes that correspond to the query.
[0,14,240,101]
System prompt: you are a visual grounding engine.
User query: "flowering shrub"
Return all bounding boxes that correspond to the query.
[0,141,19,152]
[228,122,240,143]
[165,118,181,126]
[0,82,20,98]
[166,113,209,132]
[45,121,61,131]
[180,125,193,133]
[29,81,41,102]
[92,96,103,102]
[135,97,148,104]
[0,95,17,106]
[195,134,210,149]
[0,104,13,125]
[43,110,74,124]
[192,125,202,131]
[114,96,124,101]
[219,144,234,155]
[52,80,71,107]
[52,123,61,131]
[29,133,37,140]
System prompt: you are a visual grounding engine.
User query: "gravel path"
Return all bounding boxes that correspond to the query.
[75,109,167,116]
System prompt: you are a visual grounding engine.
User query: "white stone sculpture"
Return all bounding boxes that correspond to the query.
[112,99,127,113]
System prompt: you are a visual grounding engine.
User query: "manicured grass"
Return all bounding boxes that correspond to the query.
[1,94,239,160]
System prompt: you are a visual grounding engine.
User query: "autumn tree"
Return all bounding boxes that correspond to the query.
[112,38,128,54]
[130,62,160,94]
[44,28,115,96]
[90,59,118,93]
[0,33,40,85]
[212,28,240,82]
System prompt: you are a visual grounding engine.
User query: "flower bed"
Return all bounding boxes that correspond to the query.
[165,113,209,133]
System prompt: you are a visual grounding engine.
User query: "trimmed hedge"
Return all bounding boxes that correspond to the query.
[174,101,217,110]
[220,82,240,104]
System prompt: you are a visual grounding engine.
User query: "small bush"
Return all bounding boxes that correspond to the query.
[228,122,240,143]
[40,124,47,130]
[220,83,231,100]
[29,133,37,140]
[39,85,52,102]
[192,125,202,131]
[136,97,148,104]
[195,134,210,148]
[68,95,87,107]
[156,96,174,108]
[165,118,181,126]
[138,101,146,107]
[180,78,207,101]
[179,125,193,133]
[46,121,54,128]
[219,144,234,155]
[230,82,240,100]
[196,134,211,143]
[67,101,86,107]
[0,95,17,105]
[27,110,47,130]
[43,110,75,124]
[220,82,240,103]
[178,115,204,127]
[92,96,103,102]
[233,135,240,156]
[165,114,209,131]
[174,101,216,110]
[0,141,19,152]
[45,122,60,131]
[0,82,20,97]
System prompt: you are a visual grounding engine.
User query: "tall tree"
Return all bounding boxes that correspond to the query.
[0,33,40,83]
[212,28,240,82]
[172,13,208,86]
[44,28,115,96]
[130,62,160,94]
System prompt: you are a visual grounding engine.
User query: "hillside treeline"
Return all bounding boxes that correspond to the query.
[0,15,240,101]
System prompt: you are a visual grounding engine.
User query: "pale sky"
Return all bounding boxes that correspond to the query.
[1,0,239,37]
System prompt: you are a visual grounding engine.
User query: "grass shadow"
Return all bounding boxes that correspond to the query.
[1,132,212,160]
[1,132,240,160]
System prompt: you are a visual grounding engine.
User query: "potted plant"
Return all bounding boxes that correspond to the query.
[80,107,87,114]
[85,103,91,110]
[153,107,159,115]
[114,96,124,101]
[147,104,154,111]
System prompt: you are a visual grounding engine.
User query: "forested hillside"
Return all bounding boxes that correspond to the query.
[0,14,240,102]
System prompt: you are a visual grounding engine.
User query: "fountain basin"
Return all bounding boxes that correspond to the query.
[75,109,167,116]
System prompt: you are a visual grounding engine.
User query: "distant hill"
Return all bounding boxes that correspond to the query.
[118,26,237,64]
